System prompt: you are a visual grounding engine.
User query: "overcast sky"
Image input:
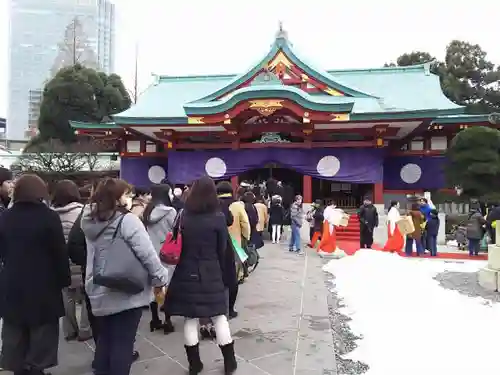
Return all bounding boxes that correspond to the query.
[1,0,499,117]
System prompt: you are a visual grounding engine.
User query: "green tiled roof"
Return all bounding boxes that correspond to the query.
[70,121,120,129]
[113,34,465,125]
[431,114,493,124]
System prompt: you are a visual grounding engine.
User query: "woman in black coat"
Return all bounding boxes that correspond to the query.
[0,174,71,375]
[242,191,264,249]
[269,195,285,243]
[164,176,237,375]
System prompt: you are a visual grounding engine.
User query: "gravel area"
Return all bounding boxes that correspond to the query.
[434,270,500,303]
[326,275,369,375]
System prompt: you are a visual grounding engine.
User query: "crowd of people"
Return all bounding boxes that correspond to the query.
[0,168,280,375]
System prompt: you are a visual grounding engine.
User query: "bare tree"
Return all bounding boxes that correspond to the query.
[15,138,109,174]
[51,17,99,76]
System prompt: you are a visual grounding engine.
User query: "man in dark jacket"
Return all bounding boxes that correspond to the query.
[358,197,379,249]
[0,167,13,214]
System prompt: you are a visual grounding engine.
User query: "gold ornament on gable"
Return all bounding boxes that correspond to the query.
[249,100,283,117]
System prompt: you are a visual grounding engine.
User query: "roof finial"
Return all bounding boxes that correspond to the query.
[276,20,288,40]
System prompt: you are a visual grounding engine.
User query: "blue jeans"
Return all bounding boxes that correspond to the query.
[93,308,142,375]
[289,223,301,251]
[427,235,438,256]
[405,237,424,256]
[468,238,480,256]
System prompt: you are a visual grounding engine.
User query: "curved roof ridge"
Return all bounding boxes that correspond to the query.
[328,61,433,75]
[189,31,378,103]
[158,74,236,82]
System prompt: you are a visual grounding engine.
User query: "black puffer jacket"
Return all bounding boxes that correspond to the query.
[164,210,228,318]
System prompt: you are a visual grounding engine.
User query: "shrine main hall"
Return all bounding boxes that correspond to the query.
[72,27,496,209]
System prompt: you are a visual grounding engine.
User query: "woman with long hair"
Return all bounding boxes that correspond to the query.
[383,201,404,252]
[51,180,92,342]
[164,176,237,375]
[143,184,177,334]
[0,174,71,375]
[81,178,170,375]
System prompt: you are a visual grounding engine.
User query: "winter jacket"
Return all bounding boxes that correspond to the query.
[254,202,268,232]
[144,204,177,286]
[269,203,285,226]
[227,200,250,246]
[0,202,71,326]
[144,204,177,255]
[218,196,237,288]
[466,210,486,240]
[52,202,84,288]
[164,210,229,318]
[290,202,304,227]
[420,204,432,222]
[408,210,425,239]
[426,213,440,237]
[358,204,379,229]
[80,206,169,316]
[313,207,324,232]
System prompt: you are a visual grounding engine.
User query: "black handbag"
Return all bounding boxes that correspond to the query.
[93,214,149,294]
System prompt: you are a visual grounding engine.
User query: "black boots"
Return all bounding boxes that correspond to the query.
[219,342,237,374]
[184,344,204,375]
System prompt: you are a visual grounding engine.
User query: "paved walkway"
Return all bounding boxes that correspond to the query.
[3,244,336,375]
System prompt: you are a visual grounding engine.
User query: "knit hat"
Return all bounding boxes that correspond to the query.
[0,168,12,185]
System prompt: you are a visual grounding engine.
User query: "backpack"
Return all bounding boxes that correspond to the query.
[159,210,183,265]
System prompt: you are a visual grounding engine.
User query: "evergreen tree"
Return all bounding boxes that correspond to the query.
[38,64,131,142]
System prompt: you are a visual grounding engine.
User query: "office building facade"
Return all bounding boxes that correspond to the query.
[7,0,115,141]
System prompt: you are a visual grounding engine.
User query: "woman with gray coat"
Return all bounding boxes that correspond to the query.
[51,180,92,342]
[81,178,170,375]
[143,184,177,334]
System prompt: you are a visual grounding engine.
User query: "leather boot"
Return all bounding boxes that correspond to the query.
[184,344,204,375]
[219,341,237,374]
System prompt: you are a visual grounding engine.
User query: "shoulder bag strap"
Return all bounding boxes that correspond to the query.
[112,214,127,240]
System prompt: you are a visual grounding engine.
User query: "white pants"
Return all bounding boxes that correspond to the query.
[272,225,282,243]
[184,315,232,346]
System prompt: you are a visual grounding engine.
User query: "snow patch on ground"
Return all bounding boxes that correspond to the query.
[323,250,497,375]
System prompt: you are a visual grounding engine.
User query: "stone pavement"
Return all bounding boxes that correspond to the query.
[3,243,336,375]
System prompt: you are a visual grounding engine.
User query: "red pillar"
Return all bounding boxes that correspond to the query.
[373,182,383,204]
[231,175,239,194]
[303,175,312,203]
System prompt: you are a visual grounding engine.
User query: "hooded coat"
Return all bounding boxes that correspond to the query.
[144,204,177,284]
[80,206,170,316]
[52,202,84,287]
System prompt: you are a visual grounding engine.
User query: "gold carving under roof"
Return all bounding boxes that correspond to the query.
[249,100,283,117]
[224,118,231,125]
[188,117,205,124]
[324,87,344,96]
[330,113,350,122]
[268,51,292,70]
[301,74,309,82]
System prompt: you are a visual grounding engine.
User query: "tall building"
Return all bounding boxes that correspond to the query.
[7,0,115,141]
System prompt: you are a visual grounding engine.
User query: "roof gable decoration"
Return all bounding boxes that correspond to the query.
[189,24,375,105]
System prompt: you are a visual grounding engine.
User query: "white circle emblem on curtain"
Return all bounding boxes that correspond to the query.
[400,163,422,184]
[148,165,166,184]
[205,157,227,178]
[316,155,341,177]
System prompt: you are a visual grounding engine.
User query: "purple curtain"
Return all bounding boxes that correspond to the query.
[167,148,384,184]
[384,155,446,190]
